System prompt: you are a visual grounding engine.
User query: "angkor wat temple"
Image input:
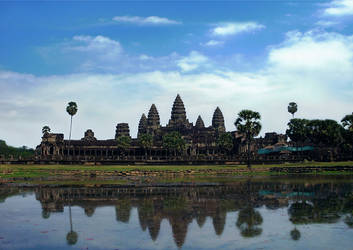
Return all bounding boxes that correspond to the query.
[36,94,300,164]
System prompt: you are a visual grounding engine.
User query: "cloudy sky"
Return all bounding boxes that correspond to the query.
[1,0,353,148]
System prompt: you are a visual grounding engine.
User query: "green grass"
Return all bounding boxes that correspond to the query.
[1,161,353,180]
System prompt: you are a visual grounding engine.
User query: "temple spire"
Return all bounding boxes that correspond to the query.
[195,115,205,129]
[168,94,192,128]
[212,107,225,132]
[171,94,187,122]
[138,113,147,137]
[147,104,160,129]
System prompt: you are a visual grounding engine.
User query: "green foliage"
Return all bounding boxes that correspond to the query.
[341,112,353,132]
[286,118,309,143]
[162,131,186,152]
[306,119,343,146]
[217,133,233,152]
[0,140,35,158]
[288,102,298,117]
[341,113,353,150]
[138,133,153,149]
[66,101,78,116]
[116,136,131,150]
[234,110,262,140]
[42,126,51,135]
[287,119,344,147]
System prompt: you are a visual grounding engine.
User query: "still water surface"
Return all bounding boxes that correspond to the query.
[1,176,353,250]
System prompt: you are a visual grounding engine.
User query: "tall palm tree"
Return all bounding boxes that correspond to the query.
[234,110,261,169]
[288,102,298,118]
[42,125,51,135]
[66,101,78,143]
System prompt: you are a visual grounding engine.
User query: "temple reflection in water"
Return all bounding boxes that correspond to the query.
[1,177,353,248]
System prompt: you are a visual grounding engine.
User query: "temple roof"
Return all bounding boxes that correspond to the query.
[212,107,225,131]
[195,115,205,128]
[147,104,160,127]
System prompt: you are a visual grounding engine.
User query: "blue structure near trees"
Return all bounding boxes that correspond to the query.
[258,146,314,155]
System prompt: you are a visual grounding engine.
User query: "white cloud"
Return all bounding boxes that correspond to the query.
[139,54,153,60]
[202,40,224,47]
[268,30,353,78]
[112,16,181,25]
[323,0,353,16]
[176,51,209,72]
[315,20,340,27]
[53,35,181,73]
[2,30,353,148]
[211,22,265,37]
[70,35,123,61]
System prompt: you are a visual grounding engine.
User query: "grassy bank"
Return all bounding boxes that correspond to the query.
[1,161,353,180]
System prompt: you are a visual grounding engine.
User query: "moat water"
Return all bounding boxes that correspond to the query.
[1,176,353,250]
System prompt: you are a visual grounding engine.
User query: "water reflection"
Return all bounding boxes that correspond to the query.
[290,228,301,241]
[1,176,353,249]
[236,207,263,237]
[66,205,78,245]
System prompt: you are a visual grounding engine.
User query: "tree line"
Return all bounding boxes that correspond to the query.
[0,140,35,159]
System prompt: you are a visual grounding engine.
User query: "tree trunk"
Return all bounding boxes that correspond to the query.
[247,139,251,170]
[69,115,73,143]
[68,115,73,159]
[69,205,73,232]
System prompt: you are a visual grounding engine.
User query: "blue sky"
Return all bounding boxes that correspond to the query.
[1,0,353,147]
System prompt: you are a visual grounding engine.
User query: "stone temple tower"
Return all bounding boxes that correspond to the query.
[167,94,192,129]
[195,115,205,129]
[212,107,225,132]
[146,104,161,136]
[115,123,130,138]
[137,113,147,137]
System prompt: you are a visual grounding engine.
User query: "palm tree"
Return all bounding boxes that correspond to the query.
[234,110,261,169]
[66,101,78,143]
[42,126,51,135]
[66,205,78,245]
[288,102,298,118]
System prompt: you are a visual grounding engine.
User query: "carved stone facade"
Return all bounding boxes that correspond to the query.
[36,95,287,163]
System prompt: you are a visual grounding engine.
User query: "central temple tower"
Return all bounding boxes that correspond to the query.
[167,94,192,129]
